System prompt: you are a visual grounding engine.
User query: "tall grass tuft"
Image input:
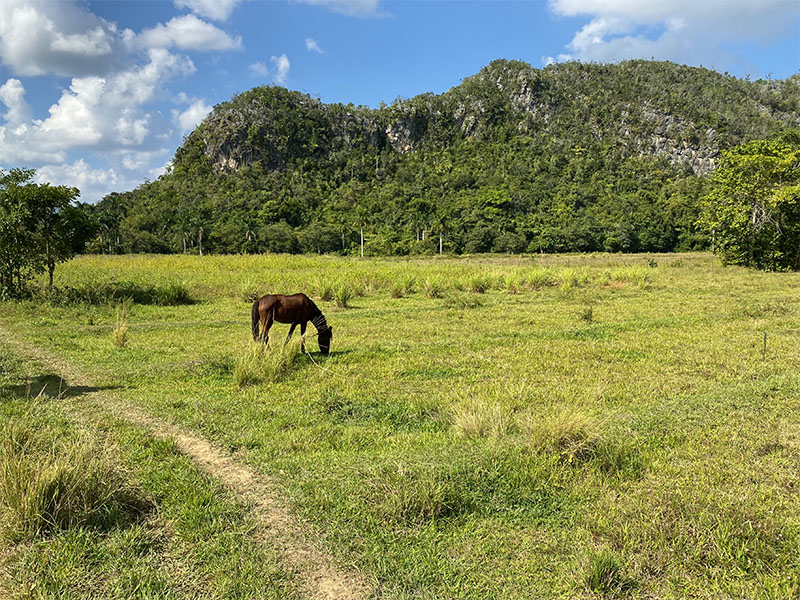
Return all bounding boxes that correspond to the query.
[503,274,522,295]
[423,277,445,299]
[525,268,557,290]
[112,299,130,348]
[390,282,405,298]
[314,278,335,302]
[466,274,490,294]
[234,339,303,387]
[0,423,150,542]
[520,409,642,476]
[451,396,512,438]
[584,549,632,594]
[334,284,353,308]
[559,268,590,291]
[607,267,651,288]
[239,278,262,302]
[520,408,599,460]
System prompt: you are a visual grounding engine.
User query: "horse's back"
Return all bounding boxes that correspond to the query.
[257,292,316,322]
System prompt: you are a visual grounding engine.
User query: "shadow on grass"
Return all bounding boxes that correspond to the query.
[3,374,118,401]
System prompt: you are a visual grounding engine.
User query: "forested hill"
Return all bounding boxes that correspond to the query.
[92,59,800,255]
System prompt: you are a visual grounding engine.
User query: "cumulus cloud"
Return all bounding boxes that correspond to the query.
[305,38,324,53]
[172,98,213,132]
[35,159,118,193]
[137,14,242,51]
[548,0,799,72]
[0,48,194,168]
[271,54,290,84]
[0,0,129,77]
[294,0,385,18]
[174,0,243,22]
[249,61,269,77]
[0,79,32,125]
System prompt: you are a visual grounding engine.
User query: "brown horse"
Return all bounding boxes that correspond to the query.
[251,293,333,354]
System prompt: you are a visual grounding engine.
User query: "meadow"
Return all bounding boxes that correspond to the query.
[0,252,798,599]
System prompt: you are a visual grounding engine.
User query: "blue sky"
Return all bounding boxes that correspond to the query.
[1,0,798,202]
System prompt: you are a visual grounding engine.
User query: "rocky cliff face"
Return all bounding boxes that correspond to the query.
[183,59,799,177]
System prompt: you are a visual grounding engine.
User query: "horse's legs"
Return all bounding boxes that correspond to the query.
[285,322,297,345]
[299,322,307,352]
[261,310,273,346]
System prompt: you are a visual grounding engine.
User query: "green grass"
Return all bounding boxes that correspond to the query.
[2,251,799,598]
[0,348,297,599]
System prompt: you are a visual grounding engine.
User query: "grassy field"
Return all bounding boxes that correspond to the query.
[1,252,798,599]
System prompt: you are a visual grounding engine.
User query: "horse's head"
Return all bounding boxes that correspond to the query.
[318,326,333,355]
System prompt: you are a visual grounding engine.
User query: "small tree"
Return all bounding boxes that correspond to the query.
[33,185,82,292]
[0,168,83,297]
[699,134,800,270]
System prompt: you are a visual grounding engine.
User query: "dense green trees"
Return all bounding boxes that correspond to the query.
[0,169,93,297]
[87,60,798,257]
[700,133,800,270]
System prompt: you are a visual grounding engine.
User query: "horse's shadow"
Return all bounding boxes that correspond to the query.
[3,374,118,401]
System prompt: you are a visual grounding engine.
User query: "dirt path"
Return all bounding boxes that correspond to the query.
[0,323,374,600]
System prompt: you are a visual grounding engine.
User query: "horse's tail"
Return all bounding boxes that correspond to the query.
[251,300,260,341]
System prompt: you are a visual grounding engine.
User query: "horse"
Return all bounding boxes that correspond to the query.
[251,293,333,354]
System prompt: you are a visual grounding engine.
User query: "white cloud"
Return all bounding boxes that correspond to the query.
[172,98,213,132]
[137,14,242,51]
[271,54,290,84]
[0,0,128,77]
[249,61,269,77]
[305,37,324,53]
[549,0,799,71]
[294,0,385,18]
[0,48,194,167]
[36,158,117,191]
[174,0,243,22]
[0,79,32,125]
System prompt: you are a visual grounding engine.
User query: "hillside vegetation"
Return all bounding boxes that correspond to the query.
[91,60,800,255]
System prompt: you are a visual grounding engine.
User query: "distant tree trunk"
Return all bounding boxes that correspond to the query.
[360,227,364,257]
[198,227,203,256]
[439,232,443,254]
